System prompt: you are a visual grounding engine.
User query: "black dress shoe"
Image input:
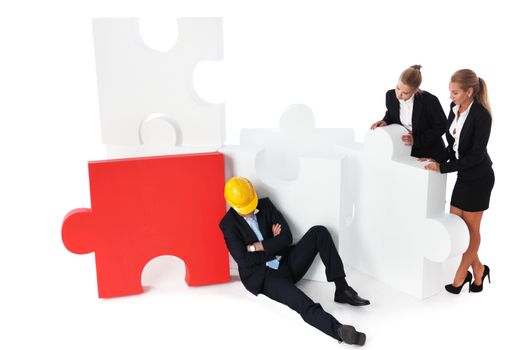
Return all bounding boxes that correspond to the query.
[337,325,366,346]
[334,286,370,306]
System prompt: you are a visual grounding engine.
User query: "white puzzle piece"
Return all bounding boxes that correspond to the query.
[221,105,356,282]
[92,18,225,158]
[220,145,347,282]
[346,124,469,299]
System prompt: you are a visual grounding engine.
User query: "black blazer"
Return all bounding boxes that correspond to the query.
[219,198,293,295]
[383,89,448,162]
[440,100,493,179]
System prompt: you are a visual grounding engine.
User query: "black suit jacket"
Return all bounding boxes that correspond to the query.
[439,100,493,179]
[219,198,293,295]
[383,89,448,162]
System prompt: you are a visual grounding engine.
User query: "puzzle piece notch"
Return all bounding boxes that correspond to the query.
[92,17,225,156]
[139,113,180,147]
[109,112,215,157]
[193,60,226,104]
[105,112,221,159]
[138,17,179,52]
[62,152,230,298]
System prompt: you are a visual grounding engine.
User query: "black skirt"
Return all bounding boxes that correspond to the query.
[451,168,495,212]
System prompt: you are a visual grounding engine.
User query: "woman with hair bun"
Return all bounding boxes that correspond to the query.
[371,65,448,162]
[424,69,494,294]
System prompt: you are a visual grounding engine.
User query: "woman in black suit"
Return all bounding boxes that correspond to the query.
[371,65,448,162]
[424,69,494,294]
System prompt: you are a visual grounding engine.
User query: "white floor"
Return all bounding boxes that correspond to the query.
[1,204,521,349]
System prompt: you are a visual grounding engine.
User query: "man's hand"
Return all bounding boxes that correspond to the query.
[272,223,282,237]
[370,120,386,130]
[246,242,264,252]
[401,133,413,146]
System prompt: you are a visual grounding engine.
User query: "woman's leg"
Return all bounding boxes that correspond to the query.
[450,205,484,286]
[462,210,486,285]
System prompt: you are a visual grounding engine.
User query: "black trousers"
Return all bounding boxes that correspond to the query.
[260,225,346,339]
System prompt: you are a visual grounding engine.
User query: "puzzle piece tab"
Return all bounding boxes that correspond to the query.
[62,152,230,298]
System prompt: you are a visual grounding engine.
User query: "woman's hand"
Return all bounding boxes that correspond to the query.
[401,133,413,146]
[418,157,436,162]
[370,120,387,130]
[424,161,440,172]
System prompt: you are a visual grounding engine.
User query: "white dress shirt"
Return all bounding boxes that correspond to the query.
[399,94,414,132]
[449,101,473,159]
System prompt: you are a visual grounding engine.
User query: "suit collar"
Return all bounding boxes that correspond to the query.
[392,96,400,122]
[412,93,423,130]
[457,100,481,151]
[447,102,456,127]
[255,207,267,240]
[231,205,266,242]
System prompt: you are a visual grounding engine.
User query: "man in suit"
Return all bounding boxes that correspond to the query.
[219,177,369,346]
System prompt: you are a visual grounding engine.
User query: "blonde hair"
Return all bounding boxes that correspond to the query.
[399,65,422,90]
[451,69,491,115]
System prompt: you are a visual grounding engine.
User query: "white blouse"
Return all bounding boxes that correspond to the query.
[449,101,473,159]
[399,94,414,132]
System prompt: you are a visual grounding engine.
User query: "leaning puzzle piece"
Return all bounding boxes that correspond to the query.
[62,152,230,298]
[346,124,469,299]
[92,18,224,157]
[221,105,357,282]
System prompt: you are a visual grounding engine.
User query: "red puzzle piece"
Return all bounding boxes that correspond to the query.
[62,152,230,298]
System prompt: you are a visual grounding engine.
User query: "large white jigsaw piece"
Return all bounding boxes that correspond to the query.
[221,105,356,282]
[92,18,225,158]
[345,124,469,299]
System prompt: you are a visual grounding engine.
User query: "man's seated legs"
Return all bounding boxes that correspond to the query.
[261,267,365,345]
[285,225,370,306]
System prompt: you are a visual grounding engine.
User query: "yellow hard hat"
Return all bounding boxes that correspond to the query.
[224,177,258,215]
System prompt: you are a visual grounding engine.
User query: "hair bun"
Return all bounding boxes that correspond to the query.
[410,64,422,71]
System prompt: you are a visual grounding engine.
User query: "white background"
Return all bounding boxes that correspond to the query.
[1,0,523,349]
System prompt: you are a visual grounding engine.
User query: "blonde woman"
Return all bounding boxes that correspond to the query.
[371,65,448,162]
[423,69,494,294]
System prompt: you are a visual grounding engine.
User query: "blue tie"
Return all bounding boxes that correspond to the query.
[246,215,280,270]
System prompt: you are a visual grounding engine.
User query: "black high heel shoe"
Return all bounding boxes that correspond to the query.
[445,271,472,294]
[470,265,491,293]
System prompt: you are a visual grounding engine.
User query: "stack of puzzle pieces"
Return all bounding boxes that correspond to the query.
[62,18,468,300]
